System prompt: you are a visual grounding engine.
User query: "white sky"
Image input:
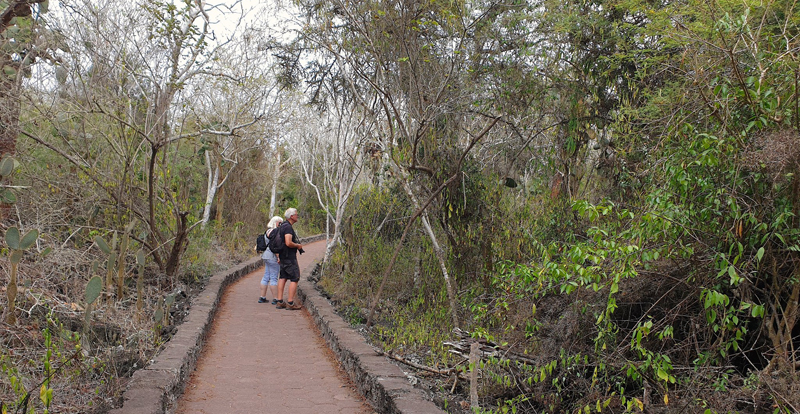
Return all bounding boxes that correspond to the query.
[46,0,296,43]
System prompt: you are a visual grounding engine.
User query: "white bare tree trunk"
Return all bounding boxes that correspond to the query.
[201,151,220,228]
[397,169,459,329]
[269,149,281,218]
[289,100,368,263]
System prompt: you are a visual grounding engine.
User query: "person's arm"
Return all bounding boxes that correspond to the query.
[284,233,303,250]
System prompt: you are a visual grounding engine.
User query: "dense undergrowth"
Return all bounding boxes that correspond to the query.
[0,223,249,413]
[309,0,800,411]
[0,154,324,413]
[319,127,800,413]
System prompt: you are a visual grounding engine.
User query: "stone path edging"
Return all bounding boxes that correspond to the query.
[298,263,446,414]
[109,233,444,414]
[108,256,263,414]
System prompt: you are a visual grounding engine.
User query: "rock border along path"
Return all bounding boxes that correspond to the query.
[110,236,444,414]
[298,265,446,414]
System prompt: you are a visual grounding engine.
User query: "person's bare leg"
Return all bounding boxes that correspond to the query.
[260,284,268,298]
[287,281,298,303]
[268,284,278,300]
[276,278,287,301]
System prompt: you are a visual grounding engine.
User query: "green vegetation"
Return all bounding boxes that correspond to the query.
[2,0,799,412]
[2,1,329,411]
[305,0,800,412]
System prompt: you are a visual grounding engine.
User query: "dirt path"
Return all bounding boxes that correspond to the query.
[176,240,374,413]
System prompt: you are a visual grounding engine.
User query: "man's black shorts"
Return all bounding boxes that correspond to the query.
[279,259,300,282]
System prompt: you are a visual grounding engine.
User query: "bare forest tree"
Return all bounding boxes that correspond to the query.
[287,92,370,261]
[286,0,533,328]
[190,35,288,228]
[20,0,265,276]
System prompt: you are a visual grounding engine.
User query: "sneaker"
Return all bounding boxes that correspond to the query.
[271,299,278,305]
[276,301,287,309]
[258,297,267,303]
[285,302,302,310]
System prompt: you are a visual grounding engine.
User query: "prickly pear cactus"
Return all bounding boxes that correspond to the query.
[116,233,129,299]
[94,220,137,304]
[0,157,16,204]
[163,294,175,326]
[5,226,39,324]
[82,276,103,345]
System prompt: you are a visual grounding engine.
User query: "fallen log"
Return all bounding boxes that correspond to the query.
[374,349,467,376]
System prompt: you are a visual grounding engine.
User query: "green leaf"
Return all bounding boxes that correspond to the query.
[85,276,102,304]
[95,236,111,254]
[40,384,48,406]
[656,368,669,382]
[5,25,19,38]
[3,65,17,77]
[6,226,20,249]
[39,0,49,14]
[136,249,145,266]
[0,157,13,176]
[10,249,23,264]
[154,309,164,323]
[707,309,717,324]
[756,247,765,262]
[19,229,38,250]
[728,265,738,284]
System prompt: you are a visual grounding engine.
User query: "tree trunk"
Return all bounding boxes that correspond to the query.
[0,56,19,221]
[324,205,347,262]
[269,149,281,218]
[146,143,165,271]
[164,210,190,278]
[201,150,219,227]
[0,69,18,157]
[765,259,800,371]
[397,172,460,329]
[215,184,224,224]
[365,169,465,327]
[420,213,460,329]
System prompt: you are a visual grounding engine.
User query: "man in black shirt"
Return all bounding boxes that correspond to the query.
[275,208,304,310]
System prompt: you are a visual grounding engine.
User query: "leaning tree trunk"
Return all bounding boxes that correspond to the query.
[164,210,190,279]
[398,173,460,329]
[366,169,465,328]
